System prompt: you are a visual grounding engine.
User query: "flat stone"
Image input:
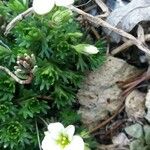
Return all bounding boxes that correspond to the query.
[78,56,142,129]
[125,90,146,119]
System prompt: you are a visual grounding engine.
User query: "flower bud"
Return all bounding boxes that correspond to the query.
[73,44,99,55]
[52,9,73,25]
[16,69,22,72]
[23,61,30,69]
[25,56,30,61]
[31,54,36,65]
[32,65,38,74]
[67,32,83,38]
[17,56,21,61]
[14,66,20,70]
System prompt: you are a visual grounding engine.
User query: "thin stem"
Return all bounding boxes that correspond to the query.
[0,40,11,51]
[39,117,49,127]
[5,7,33,35]
[35,121,42,150]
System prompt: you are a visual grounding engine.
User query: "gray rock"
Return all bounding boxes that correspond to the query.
[77,56,142,129]
[125,90,146,120]
[145,90,150,122]
[112,132,130,146]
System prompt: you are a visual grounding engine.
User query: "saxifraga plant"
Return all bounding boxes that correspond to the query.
[0,0,106,149]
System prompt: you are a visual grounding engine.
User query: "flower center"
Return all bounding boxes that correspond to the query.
[56,133,70,148]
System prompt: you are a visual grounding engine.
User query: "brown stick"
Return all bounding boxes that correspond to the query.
[111,34,150,55]
[89,102,125,133]
[84,4,97,12]
[93,120,125,136]
[91,26,100,39]
[94,0,109,17]
[37,95,52,101]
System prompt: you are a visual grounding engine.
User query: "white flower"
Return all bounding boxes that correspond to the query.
[42,122,84,150]
[73,44,99,55]
[55,0,74,6]
[32,0,55,15]
[32,0,74,15]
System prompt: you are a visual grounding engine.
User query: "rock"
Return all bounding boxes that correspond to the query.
[125,123,143,138]
[77,56,142,129]
[112,133,130,146]
[125,90,146,119]
[145,90,150,106]
[98,144,129,150]
[145,89,150,122]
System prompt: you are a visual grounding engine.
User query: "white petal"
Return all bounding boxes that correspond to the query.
[65,125,75,141]
[48,122,64,139]
[32,0,55,15]
[64,135,84,150]
[42,133,61,150]
[44,131,50,136]
[55,0,74,6]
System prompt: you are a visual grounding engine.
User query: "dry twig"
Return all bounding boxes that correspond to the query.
[37,95,52,101]
[84,4,97,12]
[111,34,150,55]
[89,101,125,133]
[75,0,92,8]
[0,66,33,84]
[91,26,100,39]
[5,7,33,35]
[94,0,109,17]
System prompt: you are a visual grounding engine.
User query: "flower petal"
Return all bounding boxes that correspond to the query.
[65,125,75,141]
[55,0,74,6]
[64,135,84,150]
[48,122,64,139]
[41,133,61,150]
[44,131,50,136]
[32,0,55,15]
